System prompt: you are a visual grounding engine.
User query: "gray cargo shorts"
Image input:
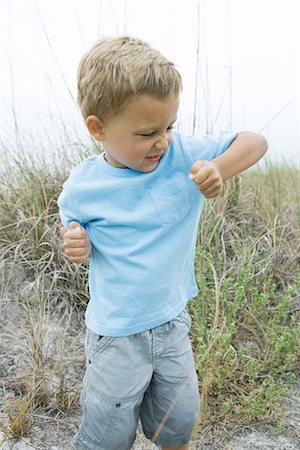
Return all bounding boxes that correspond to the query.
[73,309,200,450]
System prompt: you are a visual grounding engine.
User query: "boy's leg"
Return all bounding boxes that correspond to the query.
[140,310,200,449]
[73,329,153,450]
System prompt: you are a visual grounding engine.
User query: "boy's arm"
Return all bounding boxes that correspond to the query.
[189,132,268,198]
[211,132,268,181]
[57,183,91,264]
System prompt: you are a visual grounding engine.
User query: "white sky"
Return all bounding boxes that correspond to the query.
[1,0,299,165]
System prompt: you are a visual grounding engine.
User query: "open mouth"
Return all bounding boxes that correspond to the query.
[145,154,163,163]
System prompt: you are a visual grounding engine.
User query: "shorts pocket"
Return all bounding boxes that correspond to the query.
[90,336,116,362]
[178,309,192,330]
[148,176,189,224]
[78,386,120,447]
[76,386,141,449]
[85,328,116,363]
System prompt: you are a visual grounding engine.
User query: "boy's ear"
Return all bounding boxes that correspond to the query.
[86,115,105,141]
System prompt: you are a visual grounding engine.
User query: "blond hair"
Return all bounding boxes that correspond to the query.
[77,36,182,120]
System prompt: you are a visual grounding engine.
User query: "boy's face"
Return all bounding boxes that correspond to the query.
[86,94,180,172]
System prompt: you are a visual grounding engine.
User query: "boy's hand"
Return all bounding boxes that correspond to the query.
[60,222,91,264]
[189,160,223,198]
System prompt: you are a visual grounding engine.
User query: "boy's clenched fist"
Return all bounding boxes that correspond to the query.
[60,222,91,264]
[189,160,223,198]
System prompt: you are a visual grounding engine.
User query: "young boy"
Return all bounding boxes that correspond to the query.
[58,36,268,450]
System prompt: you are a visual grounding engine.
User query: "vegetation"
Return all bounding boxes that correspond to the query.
[0,144,299,444]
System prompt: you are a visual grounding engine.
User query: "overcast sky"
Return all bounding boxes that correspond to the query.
[1,0,299,165]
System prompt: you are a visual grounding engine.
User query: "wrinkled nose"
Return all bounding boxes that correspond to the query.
[154,133,170,151]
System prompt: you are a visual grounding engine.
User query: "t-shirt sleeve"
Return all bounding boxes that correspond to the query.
[57,181,86,230]
[177,131,237,164]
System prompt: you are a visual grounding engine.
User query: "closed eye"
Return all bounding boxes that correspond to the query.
[140,131,155,137]
[139,126,174,138]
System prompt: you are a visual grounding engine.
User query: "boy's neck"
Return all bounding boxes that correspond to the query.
[103,152,127,169]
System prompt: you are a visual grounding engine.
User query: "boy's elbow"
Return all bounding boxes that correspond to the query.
[250,133,268,160]
[259,134,269,155]
[238,131,268,155]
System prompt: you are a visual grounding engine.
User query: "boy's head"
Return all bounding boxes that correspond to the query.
[77,35,182,120]
[77,36,182,173]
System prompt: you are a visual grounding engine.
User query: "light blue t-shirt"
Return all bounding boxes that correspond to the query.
[58,131,236,336]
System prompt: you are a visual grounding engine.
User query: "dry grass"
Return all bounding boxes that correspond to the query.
[0,145,299,446]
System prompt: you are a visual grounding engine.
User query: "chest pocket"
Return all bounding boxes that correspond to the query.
[148,176,190,225]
